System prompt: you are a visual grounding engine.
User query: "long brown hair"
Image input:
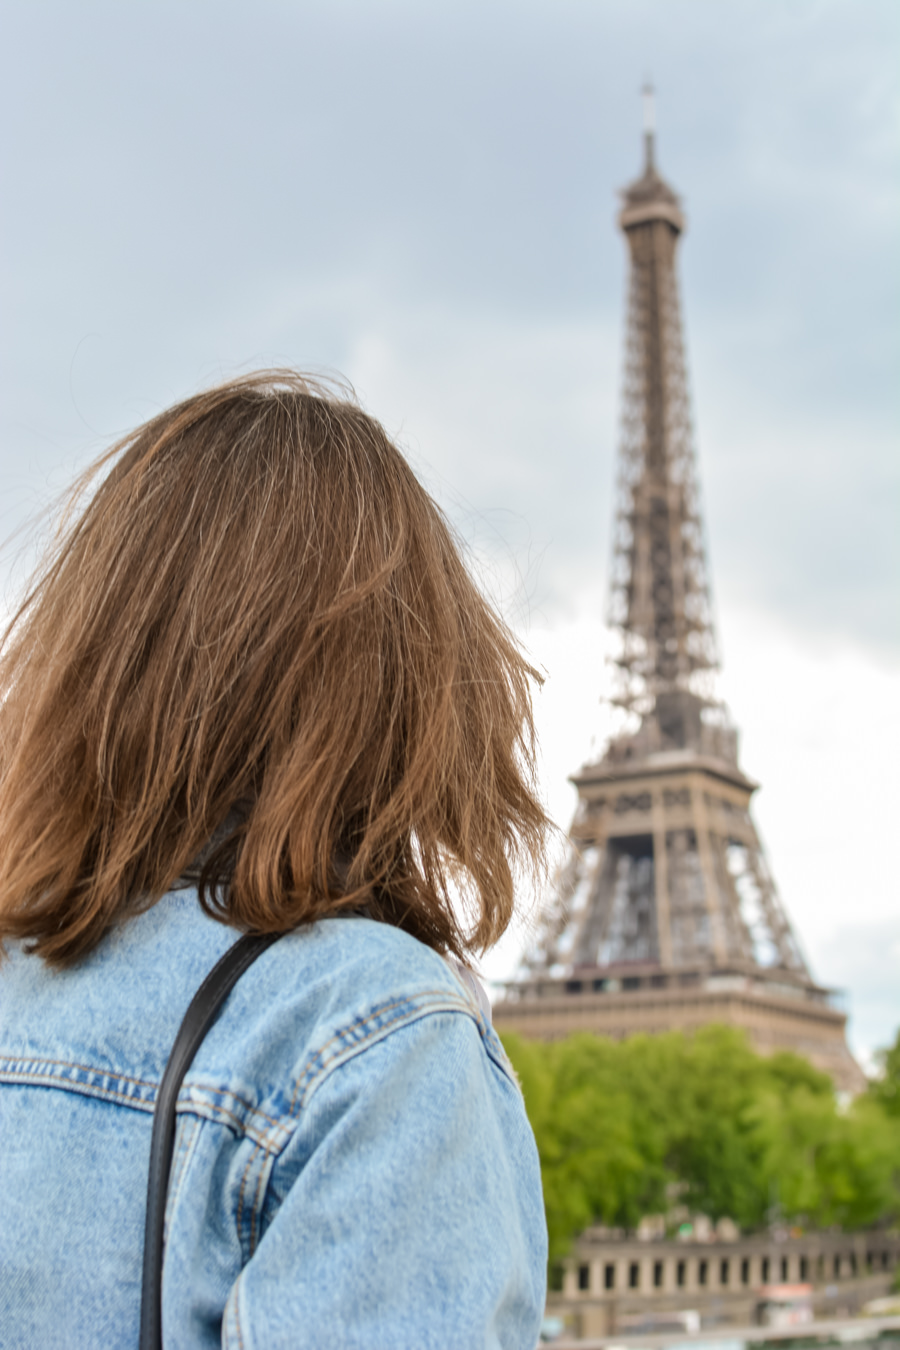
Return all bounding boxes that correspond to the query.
[0,371,547,966]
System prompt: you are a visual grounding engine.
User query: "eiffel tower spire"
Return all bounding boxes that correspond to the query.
[495,99,863,1093]
[610,81,717,728]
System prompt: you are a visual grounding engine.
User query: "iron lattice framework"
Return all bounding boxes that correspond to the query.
[496,98,868,1097]
[517,111,810,983]
[609,138,717,716]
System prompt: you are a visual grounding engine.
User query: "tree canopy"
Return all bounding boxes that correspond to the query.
[500,1024,900,1264]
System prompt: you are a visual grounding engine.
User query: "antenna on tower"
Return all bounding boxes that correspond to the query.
[642,81,656,170]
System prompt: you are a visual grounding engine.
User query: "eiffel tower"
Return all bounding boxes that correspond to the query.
[495,93,864,1094]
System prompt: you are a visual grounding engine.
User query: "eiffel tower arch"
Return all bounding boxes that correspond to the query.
[494,96,864,1094]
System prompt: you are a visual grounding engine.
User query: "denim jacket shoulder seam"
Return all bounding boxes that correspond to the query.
[0,1055,291,1149]
[247,998,520,1240]
[283,989,477,1120]
[173,1092,293,1151]
[476,1023,523,1093]
[0,994,515,1152]
[0,1054,157,1112]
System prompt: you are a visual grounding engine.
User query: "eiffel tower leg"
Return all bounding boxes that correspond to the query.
[571,845,622,967]
[693,789,728,964]
[708,829,756,966]
[652,791,673,966]
[743,844,807,974]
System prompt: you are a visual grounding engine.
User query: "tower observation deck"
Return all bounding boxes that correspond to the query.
[494,96,863,1093]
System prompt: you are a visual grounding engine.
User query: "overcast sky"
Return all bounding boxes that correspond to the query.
[1,0,897,1062]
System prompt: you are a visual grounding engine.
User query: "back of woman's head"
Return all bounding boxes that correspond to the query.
[0,371,547,965]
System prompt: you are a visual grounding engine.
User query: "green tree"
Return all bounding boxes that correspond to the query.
[745,1079,839,1224]
[812,1095,900,1228]
[501,1023,900,1265]
[869,1026,900,1118]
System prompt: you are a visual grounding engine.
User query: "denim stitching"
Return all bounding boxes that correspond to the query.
[173,1098,289,1152]
[229,1262,251,1350]
[0,1053,156,1099]
[167,1115,201,1237]
[477,1024,522,1091]
[236,1140,263,1264]
[222,1278,245,1350]
[285,990,474,1114]
[245,997,478,1161]
[179,1081,284,1130]
[176,1084,289,1145]
[0,1058,157,1110]
[235,1277,248,1350]
[248,1150,273,1258]
[0,1057,283,1130]
[0,1057,289,1148]
[3,994,512,1176]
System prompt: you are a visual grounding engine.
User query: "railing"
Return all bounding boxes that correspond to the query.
[543,1312,900,1350]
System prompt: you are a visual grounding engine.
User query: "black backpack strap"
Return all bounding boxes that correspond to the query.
[139,931,283,1350]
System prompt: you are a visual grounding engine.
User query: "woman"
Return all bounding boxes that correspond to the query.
[0,373,549,1348]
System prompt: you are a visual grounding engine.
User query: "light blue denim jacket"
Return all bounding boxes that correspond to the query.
[0,891,546,1348]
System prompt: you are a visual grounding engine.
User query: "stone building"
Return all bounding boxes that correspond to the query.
[550,1226,900,1340]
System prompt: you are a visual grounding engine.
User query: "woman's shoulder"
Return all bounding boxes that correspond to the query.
[197,911,511,1115]
[0,895,501,1099]
[234,909,485,1018]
